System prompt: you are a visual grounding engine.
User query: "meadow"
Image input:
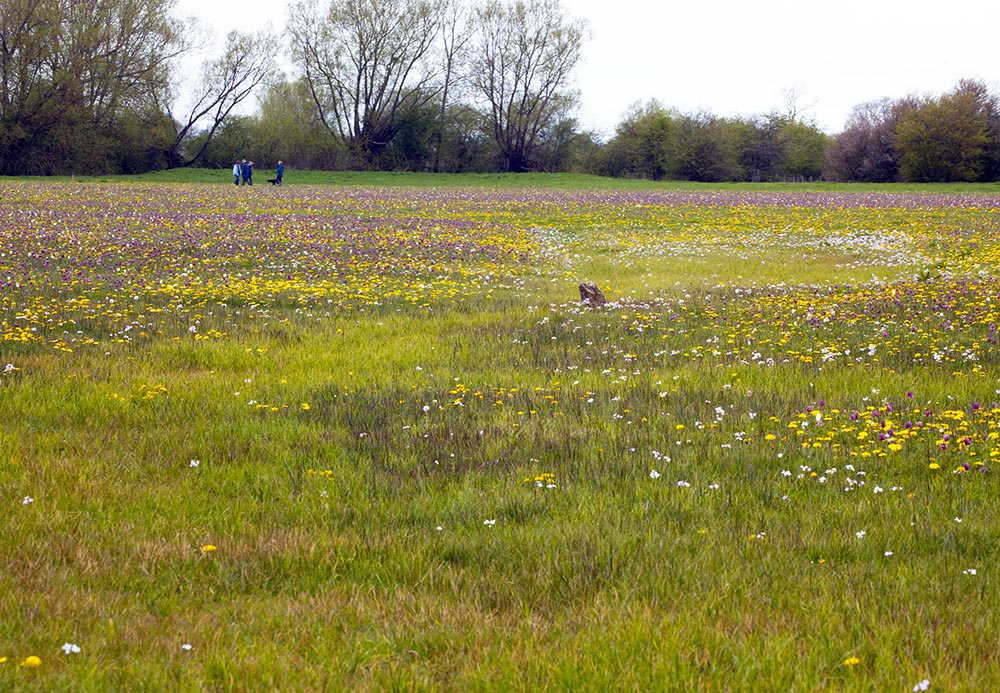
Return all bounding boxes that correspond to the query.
[2,177,1000,690]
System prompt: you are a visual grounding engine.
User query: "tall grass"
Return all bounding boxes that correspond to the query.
[1,179,999,689]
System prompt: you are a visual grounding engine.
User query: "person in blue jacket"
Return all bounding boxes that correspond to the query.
[240,159,250,185]
[276,161,284,186]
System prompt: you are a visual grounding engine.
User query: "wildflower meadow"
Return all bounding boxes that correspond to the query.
[3,178,1000,690]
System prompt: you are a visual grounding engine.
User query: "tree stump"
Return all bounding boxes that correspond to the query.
[578,281,607,307]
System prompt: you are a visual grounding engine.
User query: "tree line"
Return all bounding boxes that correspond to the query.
[2,0,998,183]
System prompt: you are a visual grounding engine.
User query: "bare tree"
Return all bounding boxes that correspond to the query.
[288,0,443,166]
[431,0,472,171]
[468,0,587,172]
[167,30,275,167]
[779,86,822,123]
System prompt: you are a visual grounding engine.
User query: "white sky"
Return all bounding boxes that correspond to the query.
[174,0,1000,137]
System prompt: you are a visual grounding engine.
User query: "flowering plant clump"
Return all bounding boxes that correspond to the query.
[525,472,557,488]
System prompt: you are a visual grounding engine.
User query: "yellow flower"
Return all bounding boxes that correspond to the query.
[20,656,41,668]
[929,463,941,470]
[843,656,861,667]
[301,402,310,411]
[201,544,217,553]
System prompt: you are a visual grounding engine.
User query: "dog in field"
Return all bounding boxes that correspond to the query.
[267,178,280,185]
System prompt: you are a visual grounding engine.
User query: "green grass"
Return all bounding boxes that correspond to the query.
[11,167,1000,193]
[2,179,1000,689]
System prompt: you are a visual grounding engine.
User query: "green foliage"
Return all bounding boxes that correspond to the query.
[897,87,992,183]
[674,113,741,182]
[600,100,676,180]
[0,0,181,175]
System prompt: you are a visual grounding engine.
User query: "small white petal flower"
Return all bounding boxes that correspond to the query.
[913,678,931,692]
[61,643,81,654]
[189,459,200,468]
[22,496,33,505]
[856,530,866,539]
[181,643,193,651]
[649,469,660,479]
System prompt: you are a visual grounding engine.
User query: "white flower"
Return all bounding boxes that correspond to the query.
[913,678,931,692]
[954,517,962,523]
[188,325,197,333]
[181,643,193,651]
[483,519,496,527]
[963,568,977,576]
[22,496,33,505]
[435,526,444,531]
[61,643,81,654]
[422,405,431,413]
[884,551,894,557]
[856,530,866,539]
[3,363,15,374]
[676,480,691,487]
[189,459,200,468]
[649,469,660,479]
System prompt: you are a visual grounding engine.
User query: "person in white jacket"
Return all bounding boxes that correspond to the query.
[232,161,241,185]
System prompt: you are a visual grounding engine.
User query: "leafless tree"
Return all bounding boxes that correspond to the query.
[431,0,472,171]
[167,30,275,167]
[288,0,443,165]
[468,0,587,172]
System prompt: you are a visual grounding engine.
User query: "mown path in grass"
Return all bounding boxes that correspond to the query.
[2,181,1000,689]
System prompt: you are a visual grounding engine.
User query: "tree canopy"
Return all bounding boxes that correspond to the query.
[1,0,999,182]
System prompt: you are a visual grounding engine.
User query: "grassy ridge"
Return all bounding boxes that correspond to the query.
[2,180,1000,689]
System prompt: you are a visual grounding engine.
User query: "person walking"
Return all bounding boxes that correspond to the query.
[247,161,254,186]
[240,159,250,186]
[232,161,241,185]
[276,161,284,186]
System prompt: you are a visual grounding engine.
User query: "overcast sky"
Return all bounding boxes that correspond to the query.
[174,0,1000,137]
